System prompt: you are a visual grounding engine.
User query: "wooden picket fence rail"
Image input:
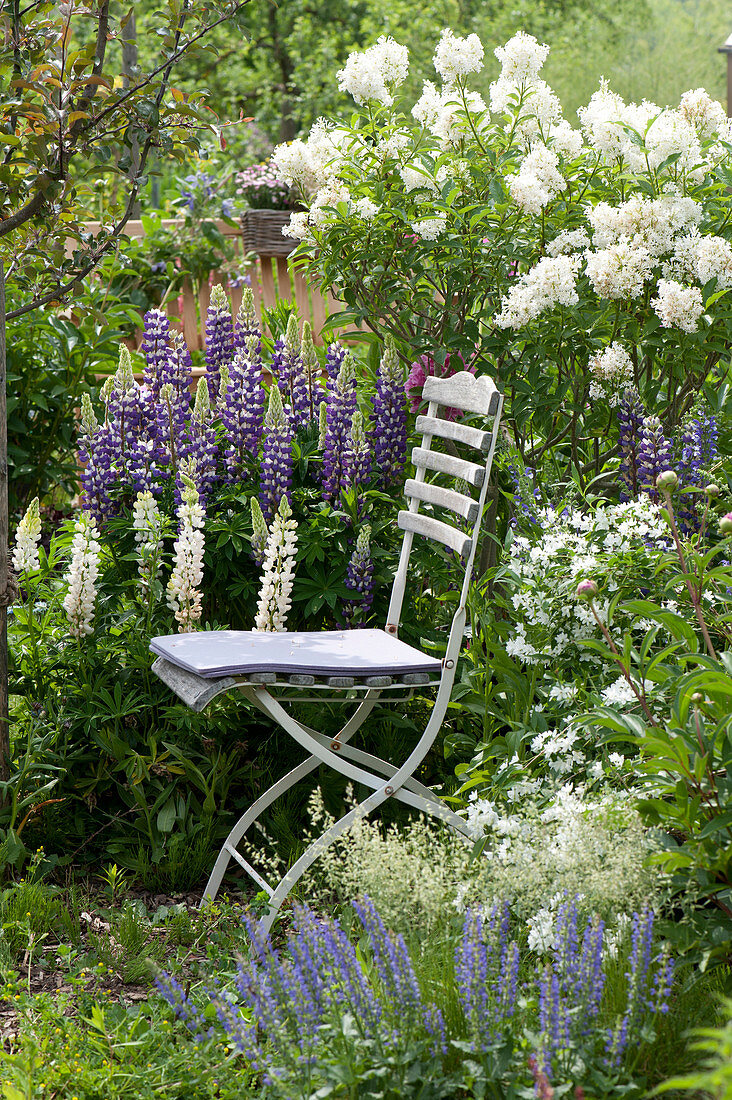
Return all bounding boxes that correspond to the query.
[80,218,345,348]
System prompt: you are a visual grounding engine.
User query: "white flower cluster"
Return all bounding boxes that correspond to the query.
[546,228,591,256]
[132,491,164,598]
[254,496,298,632]
[413,81,488,147]
[507,144,566,214]
[504,497,669,666]
[651,278,704,332]
[494,254,580,328]
[588,195,701,257]
[678,87,729,141]
[585,240,653,300]
[12,497,41,575]
[166,477,205,633]
[411,214,446,241]
[336,35,409,107]
[432,28,484,84]
[63,512,101,638]
[462,784,660,934]
[273,120,354,198]
[587,342,634,401]
[489,32,563,145]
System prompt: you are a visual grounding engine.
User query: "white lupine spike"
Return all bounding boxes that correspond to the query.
[12,497,42,575]
[254,496,298,632]
[99,377,114,406]
[166,476,205,633]
[250,497,269,565]
[132,491,164,598]
[63,512,101,638]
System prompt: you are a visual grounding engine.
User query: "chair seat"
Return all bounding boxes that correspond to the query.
[149,628,443,681]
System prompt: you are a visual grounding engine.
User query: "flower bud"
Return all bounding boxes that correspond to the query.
[576,579,598,600]
[690,692,704,705]
[655,470,678,492]
[719,512,732,536]
[705,483,720,499]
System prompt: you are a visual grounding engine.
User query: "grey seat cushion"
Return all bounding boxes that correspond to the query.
[149,628,443,680]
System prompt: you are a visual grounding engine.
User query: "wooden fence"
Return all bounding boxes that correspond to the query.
[81,218,345,348]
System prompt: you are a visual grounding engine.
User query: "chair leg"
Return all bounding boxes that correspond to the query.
[201,755,319,905]
[201,689,383,905]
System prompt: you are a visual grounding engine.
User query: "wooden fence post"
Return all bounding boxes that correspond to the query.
[720,32,732,117]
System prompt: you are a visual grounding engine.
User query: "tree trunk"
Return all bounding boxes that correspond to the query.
[122,12,142,219]
[0,263,9,787]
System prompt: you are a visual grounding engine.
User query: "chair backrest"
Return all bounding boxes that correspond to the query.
[386,371,503,662]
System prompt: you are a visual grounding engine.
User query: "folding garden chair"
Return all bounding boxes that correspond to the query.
[150,370,503,931]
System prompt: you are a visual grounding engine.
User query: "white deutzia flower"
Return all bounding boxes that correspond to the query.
[601,677,640,708]
[494,254,580,328]
[694,234,732,288]
[412,81,488,146]
[587,342,634,402]
[546,228,591,256]
[589,195,700,258]
[550,120,584,159]
[507,144,566,214]
[584,241,653,300]
[132,491,163,599]
[399,164,438,193]
[411,214,447,240]
[645,109,702,176]
[282,211,311,241]
[337,36,409,107]
[166,475,205,633]
[651,279,704,332]
[494,30,549,84]
[255,496,298,632]
[678,88,728,140]
[353,197,380,220]
[12,497,42,575]
[432,29,484,84]
[63,512,101,638]
[309,182,352,228]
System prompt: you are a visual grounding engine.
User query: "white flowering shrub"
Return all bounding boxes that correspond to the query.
[305,784,662,945]
[276,29,732,482]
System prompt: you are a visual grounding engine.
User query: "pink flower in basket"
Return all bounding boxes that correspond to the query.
[406,353,476,421]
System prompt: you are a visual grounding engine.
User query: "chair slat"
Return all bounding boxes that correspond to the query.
[422,371,501,417]
[404,478,479,523]
[398,511,472,558]
[412,447,485,487]
[415,415,492,452]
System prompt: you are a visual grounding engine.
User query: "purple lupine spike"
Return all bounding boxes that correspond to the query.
[273,314,311,428]
[204,284,236,401]
[325,341,348,384]
[178,377,218,504]
[637,416,675,500]
[678,407,718,487]
[259,385,293,523]
[141,308,174,400]
[344,410,371,518]
[617,386,646,500]
[300,321,324,425]
[322,354,357,504]
[371,335,407,488]
[342,524,375,627]
[221,334,266,479]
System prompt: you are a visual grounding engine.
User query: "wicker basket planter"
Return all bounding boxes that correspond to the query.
[242,209,297,257]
